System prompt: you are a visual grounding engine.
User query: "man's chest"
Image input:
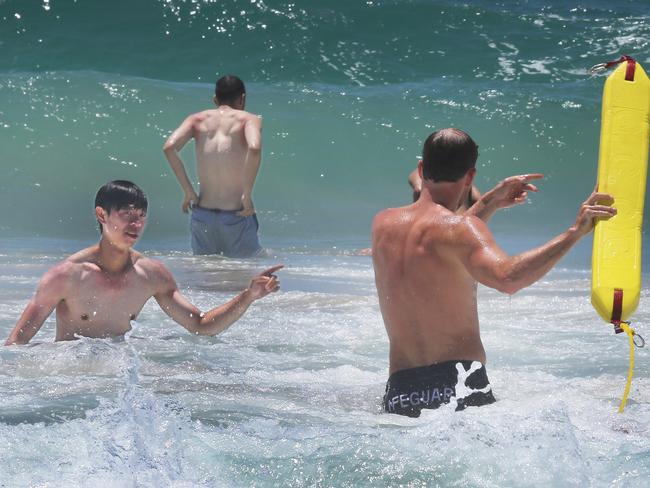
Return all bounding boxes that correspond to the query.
[59,271,154,324]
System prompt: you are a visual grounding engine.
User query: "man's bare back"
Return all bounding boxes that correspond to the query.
[191,107,261,210]
[373,128,616,416]
[164,75,263,257]
[373,203,486,374]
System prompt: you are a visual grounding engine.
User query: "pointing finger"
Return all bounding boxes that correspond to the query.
[261,264,284,277]
[523,173,544,181]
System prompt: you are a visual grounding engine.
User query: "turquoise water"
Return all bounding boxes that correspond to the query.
[2,0,649,244]
[1,1,650,487]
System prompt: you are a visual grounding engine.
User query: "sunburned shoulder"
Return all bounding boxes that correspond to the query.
[238,110,262,124]
[372,207,401,231]
[133,255,176,285]
[36,256,87,294]
[442,214,492,247]
[372,206,419,240]
[44,258,83,280]
[189,110,214,125]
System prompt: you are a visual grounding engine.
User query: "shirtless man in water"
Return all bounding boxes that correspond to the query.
[164,75,263,257]
[372,128,616,417]
[5,181,282,345]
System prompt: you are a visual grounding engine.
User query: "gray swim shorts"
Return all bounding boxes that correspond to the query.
[190,206,262,258]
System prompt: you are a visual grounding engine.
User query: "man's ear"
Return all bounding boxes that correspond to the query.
[95,206,107,226]
[465,168,476,187]
[213,95,219,106]
[417,159,424,179]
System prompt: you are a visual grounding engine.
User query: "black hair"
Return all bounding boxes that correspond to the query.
[422,128,479,182]
[94,180,148,233]
[215,75,246,105]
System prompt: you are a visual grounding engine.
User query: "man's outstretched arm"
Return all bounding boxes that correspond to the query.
[465,173,543,222]
[163,114,201,213]
[237,116,263,217]
[462,189,616,294]
[154,263,282,336]
[5,265,68,345]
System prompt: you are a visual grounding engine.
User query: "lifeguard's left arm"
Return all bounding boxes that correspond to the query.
[237,116,263,217]
[466,173,543,221]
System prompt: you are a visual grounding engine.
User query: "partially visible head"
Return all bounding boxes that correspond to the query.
[421,128,478,182]
[94,180,148,234]
[214,75,246,108]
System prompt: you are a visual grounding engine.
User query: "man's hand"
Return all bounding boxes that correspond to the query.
[247,264,283,300]
[182,191,199,213]
[237,195,256,217]
[488,173,544,209]
[571,189,616,236]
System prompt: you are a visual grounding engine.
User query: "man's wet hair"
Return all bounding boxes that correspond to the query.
[95,180,148,233]
[215,75,246,105]
[422,128,479,182]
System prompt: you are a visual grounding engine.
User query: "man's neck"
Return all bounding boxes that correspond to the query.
[96,237,133,275]
[420,182,465,211]
[217,103,242,111]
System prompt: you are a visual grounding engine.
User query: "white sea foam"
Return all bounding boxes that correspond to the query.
[1,247,648,486]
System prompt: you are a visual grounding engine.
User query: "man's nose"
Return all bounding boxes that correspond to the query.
[129,217,145,227]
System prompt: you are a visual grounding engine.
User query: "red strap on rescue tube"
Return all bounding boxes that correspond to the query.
[603,55,636,81]
[612,288,624,332]
[624,58,636,81]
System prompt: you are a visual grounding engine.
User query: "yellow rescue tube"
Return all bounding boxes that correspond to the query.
[591,58,650,323]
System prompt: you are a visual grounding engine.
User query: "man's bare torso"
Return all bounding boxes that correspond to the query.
[372,202,486,374]
[53,248,159,341]
[193,108,258,210]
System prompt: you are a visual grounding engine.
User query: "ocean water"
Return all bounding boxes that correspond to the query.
[1,1,650,487]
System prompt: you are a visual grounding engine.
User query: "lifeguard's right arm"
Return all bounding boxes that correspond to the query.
[5,267,67,345]
[163,115,200,213]
[463,190,616,295]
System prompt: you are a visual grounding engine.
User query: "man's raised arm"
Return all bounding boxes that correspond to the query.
[153,263,282,336]
[461,189,616,295]
[237,116,263,217]
[163,114,201,213]
[465,173,543,222]
[5,264,69,345]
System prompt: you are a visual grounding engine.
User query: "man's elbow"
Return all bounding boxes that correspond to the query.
[491,268,525,295]
[494,280,522,296]
[5,335,24,346]
[163,139,177,155]
[187,315,220,336]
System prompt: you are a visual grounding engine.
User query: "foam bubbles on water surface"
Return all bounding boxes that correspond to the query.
[0,247,649,486]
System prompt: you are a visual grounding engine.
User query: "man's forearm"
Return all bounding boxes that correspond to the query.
[194,289,256,336]
[241,148,261,199]
[501,227,582,294]
[164,149,196,196]
[465,189,498,222]
[5,305,47,345]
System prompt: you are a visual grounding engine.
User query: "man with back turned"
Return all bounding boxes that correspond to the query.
[164,75,263,258]
[372,128,616,417]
